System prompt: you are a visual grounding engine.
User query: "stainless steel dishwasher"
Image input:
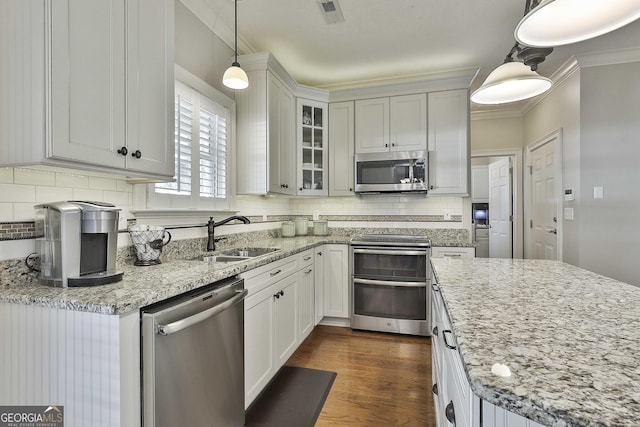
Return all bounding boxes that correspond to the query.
[141,276,247,427]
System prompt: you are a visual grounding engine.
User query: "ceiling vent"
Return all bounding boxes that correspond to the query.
[317,0,345,24]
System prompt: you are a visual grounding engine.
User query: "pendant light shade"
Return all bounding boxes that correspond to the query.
[515,0,640,47]
[471,61,552,104]
[223,62,249,90]
[223,0,248,90]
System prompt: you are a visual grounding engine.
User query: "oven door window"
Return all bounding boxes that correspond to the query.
[352,251,427,281]
[353,281,427,320]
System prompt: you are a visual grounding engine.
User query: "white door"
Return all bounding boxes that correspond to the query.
[530,140,558,259]
[489,157,512,258]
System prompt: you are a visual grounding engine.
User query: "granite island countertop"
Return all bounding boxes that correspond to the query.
[431,257,640,427]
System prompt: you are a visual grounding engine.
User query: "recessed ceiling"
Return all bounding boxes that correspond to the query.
[183,0,640,110]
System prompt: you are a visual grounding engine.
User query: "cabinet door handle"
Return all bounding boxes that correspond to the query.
[430,185,434,190]
[317,252,322,256]
[304,269,312,274]
[131,149,142,159]
[273,293,280,299]
[279,290,284,296]
[432,383,438,395]
[349,187,353,192]
[299,187,303,191]
[117,146,128,156]
[384,143,388,147]
[304,256,312,261]
[431,283,440,292]
[445,401,456,424]
[432,326,438,336]
[442,330,457,350]
[270,269,282,277]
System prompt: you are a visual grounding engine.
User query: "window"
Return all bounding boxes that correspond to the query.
[152,78,233,210]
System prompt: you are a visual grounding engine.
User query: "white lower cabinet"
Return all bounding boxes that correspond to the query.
[432,284,545,427]
[297,250,315,342]
[322,244,350,319]
[431,246,475,259]
[314,246,325,325]
[243,249,321,409]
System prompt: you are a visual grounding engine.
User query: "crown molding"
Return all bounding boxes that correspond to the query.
[574,46,640,68]
[471,108,523,121]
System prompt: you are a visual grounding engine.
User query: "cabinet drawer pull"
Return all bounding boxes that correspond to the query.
[432,326,438,336]
[445,401,456,424]
[304,269,312,274]
[442,330,457,350]
[443,253,462,257]
[432,383,438,395]
[304,256,312,261]
[270,269,282,277]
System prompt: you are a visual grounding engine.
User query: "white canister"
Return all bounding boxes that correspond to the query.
[281,221,296,237]
[313,220,328,236]
[293,219,308,236]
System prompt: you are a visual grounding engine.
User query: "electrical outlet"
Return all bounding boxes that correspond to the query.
[444,211,451,221]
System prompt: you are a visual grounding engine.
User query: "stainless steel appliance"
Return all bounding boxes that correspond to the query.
[350,234,432,336]
[141,276,247,427]
[34,201,123,287]
[472,203,489,257]
[354,150,428,194]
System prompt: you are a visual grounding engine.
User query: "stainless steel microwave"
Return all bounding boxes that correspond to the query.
[354,150,428,193]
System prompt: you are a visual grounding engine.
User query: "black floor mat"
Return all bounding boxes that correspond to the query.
[245,366,337,427]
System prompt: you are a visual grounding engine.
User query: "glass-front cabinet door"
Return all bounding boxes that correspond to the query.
[297,98,328,196]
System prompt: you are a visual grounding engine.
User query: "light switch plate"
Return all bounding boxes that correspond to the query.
[593,186,604,199]
[564,207,574,221]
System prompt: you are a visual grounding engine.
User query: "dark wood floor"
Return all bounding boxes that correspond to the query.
[286,325,437,427]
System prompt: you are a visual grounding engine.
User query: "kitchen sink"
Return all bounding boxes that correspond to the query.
[196,247,279,263]
[219,247,279,257]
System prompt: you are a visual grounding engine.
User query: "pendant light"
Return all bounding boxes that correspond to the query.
[515,0,640,47]
[223,0,249,90]
[471,44,552,105]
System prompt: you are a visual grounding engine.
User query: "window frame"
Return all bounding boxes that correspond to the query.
[147,65,236,212]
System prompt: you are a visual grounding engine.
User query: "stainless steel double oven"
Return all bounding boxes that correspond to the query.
[350,234,431,336]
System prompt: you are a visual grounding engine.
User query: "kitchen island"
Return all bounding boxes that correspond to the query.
[431,257,640,427]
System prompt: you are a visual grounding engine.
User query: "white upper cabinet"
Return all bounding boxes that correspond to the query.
[471,165,490,202]
[1,0,175,180]
[297,99,328,196]
[355,98,389,153]
[328,101,355,196]
[427,89,470,196]
[236,58,296,196]
[355,94,427,154]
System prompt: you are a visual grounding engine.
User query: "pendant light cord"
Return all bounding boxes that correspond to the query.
[234,0,239,65]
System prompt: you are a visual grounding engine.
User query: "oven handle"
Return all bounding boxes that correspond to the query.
[352,248,429,256]
[353,278,427,288]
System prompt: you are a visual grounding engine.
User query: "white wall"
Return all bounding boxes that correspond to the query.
[524,69,581,267]
[578,61,640,286]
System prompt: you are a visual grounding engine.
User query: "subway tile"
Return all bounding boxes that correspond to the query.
[55,171,90,188]
[72,188,104,201]
[88,176,117,191]
[104,190,132,206]
[0,203,13,221]
[13,203,36,220]
[0,168,13,184]
[14,168,55,186]
[35,186,73,202]
[0,184,36,203]
[116,179,134,192]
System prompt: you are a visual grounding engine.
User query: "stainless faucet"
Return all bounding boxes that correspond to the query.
[207,215,251,251]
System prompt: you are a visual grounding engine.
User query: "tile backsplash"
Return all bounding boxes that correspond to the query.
[0,167,134,229]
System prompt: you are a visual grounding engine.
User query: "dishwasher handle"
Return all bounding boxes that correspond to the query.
[157,289,248,336]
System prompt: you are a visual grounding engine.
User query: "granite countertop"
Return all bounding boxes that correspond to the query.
[0,236,349,315]
[431,257,640,427]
